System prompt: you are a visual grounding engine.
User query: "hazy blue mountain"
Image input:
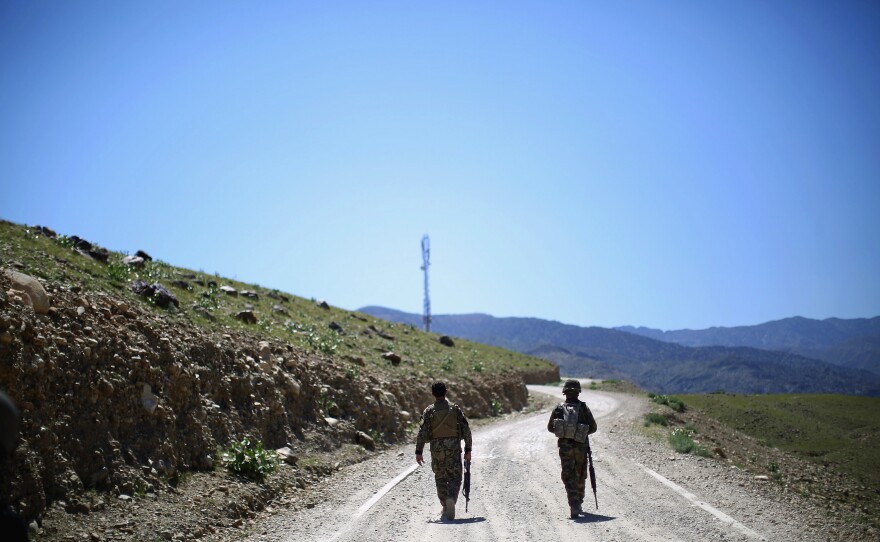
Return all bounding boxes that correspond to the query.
[615,316,880,375]
[358,306,880,396]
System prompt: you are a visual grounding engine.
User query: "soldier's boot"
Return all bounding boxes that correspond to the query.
[445,497,456,520]
[570,504,580,519]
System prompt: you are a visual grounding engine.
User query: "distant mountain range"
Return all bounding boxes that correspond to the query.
[358,307,880,396]
[616,316,880,375]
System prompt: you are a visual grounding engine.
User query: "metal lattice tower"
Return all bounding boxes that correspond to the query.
[421,235,432,332]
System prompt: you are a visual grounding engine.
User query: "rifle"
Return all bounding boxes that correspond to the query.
[463,459,471,512]
[587,450,598,509]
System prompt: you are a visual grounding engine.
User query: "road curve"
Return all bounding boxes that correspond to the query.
[242,383,827,542]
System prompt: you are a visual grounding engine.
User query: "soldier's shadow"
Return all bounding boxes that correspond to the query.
[427,516,487,525]
[573,512,616,524]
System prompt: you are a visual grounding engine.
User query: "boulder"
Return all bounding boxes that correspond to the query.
[220,285,238,296]
[241,290,259,300]
[329,321,344,334]
[369,325,395,341]
[267,291,289,302]
[258,341,271,362]
[439,336,455,347]
[355,431,375,450]
[87,247,110,262]
[3,269,50,314]
[235,310,257,324]
[69,235,92,251]
[191,305,215,321]
[122,255,145,268]
[317,299,330,309]
[34,225,57,238]
[275,447,298,466]
[129,280,179,309]
[381,352,402,365]
[141,384,159,413]
[135,250,153,261]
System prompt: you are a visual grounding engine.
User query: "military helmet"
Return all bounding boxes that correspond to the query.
[562,379,581,394]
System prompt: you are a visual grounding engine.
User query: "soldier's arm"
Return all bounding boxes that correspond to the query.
[415,408,432,455]
[582,404,598,435]
[457,407,473,452]
[547,405,562,432]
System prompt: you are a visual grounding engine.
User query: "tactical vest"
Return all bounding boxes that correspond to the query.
[430,403,460,439]
[552,402,590,443]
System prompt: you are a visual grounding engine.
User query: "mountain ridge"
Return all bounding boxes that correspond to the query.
[358,306,880,396]
[615,315,880,375]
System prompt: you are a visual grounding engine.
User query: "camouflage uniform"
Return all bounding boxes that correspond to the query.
[416,399,473,506]
[547,397,597,512]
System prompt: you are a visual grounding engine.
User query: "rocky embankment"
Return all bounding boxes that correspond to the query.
[0,269,539,525]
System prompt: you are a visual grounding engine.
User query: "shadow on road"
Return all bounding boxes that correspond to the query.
[427,516,488,525]
[573,513,616,524]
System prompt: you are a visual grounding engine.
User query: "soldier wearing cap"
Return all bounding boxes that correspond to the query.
[416,381,472,520]
[547,379,598,518]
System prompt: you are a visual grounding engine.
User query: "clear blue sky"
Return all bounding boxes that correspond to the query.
[2,1,878,330]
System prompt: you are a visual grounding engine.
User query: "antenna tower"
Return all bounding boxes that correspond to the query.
[421,235,431,332]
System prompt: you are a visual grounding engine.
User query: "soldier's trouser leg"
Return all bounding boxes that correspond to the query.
[431,448,463,504]
[559,446,587,506]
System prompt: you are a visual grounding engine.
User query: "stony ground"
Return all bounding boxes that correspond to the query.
[29,389,877,542]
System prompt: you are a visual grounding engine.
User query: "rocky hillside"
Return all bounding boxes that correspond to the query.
[0,220,558,524]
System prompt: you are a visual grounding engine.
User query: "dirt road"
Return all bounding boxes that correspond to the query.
[240,385,832,542]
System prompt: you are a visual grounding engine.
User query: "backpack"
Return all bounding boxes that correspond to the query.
[552,402,590,443]
[430,403,460,439]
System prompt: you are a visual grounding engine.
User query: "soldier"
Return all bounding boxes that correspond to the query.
[415,381,473,520]
[547,379,598,519]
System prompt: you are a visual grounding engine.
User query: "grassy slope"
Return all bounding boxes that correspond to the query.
[0,220,555,386]
[681,393,880,489]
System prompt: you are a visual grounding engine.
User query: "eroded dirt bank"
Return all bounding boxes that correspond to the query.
[0,271,551,537]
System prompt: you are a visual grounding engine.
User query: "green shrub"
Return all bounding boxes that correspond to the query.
[288,322,340,355]
[222,437,276,482]
[140,260,171,282]
[197,284,221,310]
[55,235,74,249]
[106,260,132,284]
[669,428,710,456]
[652,394,686,412]
[644,412,668,426]
[490,398,503,417]
[308,331,340,355]
[318,388,338,416]
[768,461,783,480]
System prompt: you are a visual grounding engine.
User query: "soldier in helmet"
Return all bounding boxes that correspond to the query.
[416,381,473,520]
[547,379,598,519]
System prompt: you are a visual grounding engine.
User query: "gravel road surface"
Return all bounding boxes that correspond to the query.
[238,384,833,542]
